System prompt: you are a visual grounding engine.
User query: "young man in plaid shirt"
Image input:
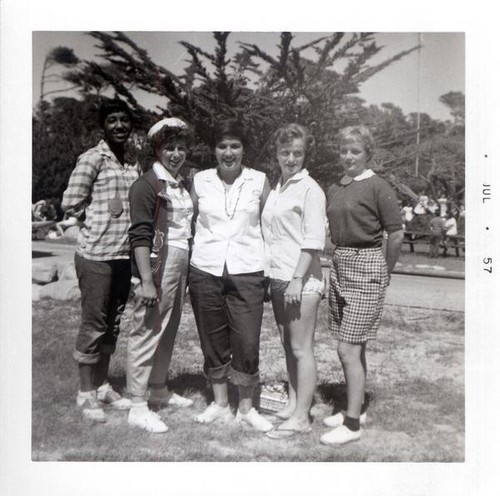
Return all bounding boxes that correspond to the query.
[62,98,140,423]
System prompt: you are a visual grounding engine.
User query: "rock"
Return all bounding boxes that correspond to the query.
[64,226,80,241]
[32,264,58,285]
[32,284,42,302]
[58,262,77,281]
[39,279,81,301]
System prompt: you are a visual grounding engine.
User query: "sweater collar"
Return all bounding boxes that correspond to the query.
[340,168,375,185]
[353,168,375,181]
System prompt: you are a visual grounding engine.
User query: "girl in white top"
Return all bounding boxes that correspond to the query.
[262,123,326,439]
[189,119,273,432]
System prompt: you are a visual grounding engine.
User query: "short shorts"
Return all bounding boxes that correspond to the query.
[271,276,326,298]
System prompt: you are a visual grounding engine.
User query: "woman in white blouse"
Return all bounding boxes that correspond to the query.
[262,123,326,439]
[189,119,273,432]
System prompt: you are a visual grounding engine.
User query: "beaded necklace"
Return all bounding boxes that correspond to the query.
[224,182,244,220]
[218,167,244,220]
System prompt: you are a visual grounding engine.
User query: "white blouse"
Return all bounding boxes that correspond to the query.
[190,167,266,276]
[152,162,193,251]
[262,169,326,281]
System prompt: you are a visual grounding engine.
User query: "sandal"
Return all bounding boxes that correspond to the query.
[266,425,312,439]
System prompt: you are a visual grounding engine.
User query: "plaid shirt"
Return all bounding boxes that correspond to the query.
[62,140,140,261]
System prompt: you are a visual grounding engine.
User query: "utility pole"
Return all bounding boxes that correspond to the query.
[415,33,423,176]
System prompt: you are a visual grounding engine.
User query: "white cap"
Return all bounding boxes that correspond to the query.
[147,117,188,139]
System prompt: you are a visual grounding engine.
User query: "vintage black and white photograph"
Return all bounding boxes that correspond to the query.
[30,30,465,463]
[1,1,499,495]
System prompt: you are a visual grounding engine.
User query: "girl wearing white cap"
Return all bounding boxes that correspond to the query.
[126,117,194,433]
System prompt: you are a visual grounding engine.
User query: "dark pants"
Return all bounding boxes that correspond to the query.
[429,235,442,258]
[188,265,267,387]
[74,253,131,364]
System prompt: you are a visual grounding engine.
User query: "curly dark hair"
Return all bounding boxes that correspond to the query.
[98,97,133,128]
[211,119,248,149]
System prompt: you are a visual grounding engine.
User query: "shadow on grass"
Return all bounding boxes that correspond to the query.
[317,382,372,414]
[107,371,213,401]
[32,250,55,259]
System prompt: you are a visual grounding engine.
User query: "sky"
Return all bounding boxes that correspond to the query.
[32,31,464,122]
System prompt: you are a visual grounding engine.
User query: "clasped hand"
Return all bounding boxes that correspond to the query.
[284,279,303,306]
[140,280,158,307]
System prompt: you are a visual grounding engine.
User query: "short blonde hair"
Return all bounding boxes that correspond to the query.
[272,123,315,155]
[338,125,375,161]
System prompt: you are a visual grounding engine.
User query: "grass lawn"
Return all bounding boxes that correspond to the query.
[32,292,464,462]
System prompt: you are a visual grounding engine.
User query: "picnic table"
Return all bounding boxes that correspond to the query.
[403,230,465,257]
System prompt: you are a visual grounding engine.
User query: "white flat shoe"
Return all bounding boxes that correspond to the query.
[320,425,361,445]
[195,402,232,424]
[235,408,273,432]
[128,406,168,433]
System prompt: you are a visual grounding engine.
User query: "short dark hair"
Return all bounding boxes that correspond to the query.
[212,119,247,148]
[154,126,193,148]
[98,98,133,128]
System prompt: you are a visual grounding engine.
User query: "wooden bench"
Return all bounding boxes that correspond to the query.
[441,235,465,257]
[402,231,465,257]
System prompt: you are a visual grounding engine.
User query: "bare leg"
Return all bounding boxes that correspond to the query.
[212,378,229,407]
[238,385,253,414]
[94,353,110,389]
[274,294,320,431]
[271,292,296,419]
[338,342,365,419]
[360,343,367,378]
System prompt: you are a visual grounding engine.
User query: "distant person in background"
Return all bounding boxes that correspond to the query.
[401,202,414,231]
[428,211,446,258]
[427,199,439,215]
[262,124,326,439]
[323,125,403,445]
[32,199,57,221]
[62,98,140,423]
[442,212,458,257]
[437,195,448,217]
[126,117,194,433]
[55,213,81,238]
[413,193,428,215]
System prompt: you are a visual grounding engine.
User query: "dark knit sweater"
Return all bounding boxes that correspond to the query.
[327,175,402,248]
[128,169,170,280]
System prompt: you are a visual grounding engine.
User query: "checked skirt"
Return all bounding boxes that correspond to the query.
[328,247,389,344]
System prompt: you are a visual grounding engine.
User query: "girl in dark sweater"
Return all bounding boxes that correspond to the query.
[322,125,403,445]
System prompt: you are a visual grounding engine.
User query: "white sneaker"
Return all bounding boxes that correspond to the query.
[320,425,361,445]
[236,408,273,432]
[76,391,106,423]
[323,410,367,428]
[128,405,168,433]
[149,390,194,409]
[97,383,132,410]
[168,392,194,407]
[195,402,232,424]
